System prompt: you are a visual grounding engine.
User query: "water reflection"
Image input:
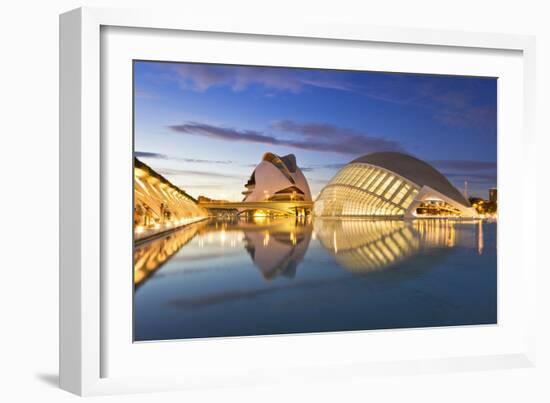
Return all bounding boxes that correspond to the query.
[197,217,312,280]
[314,219,420,273]
[314,218,482,274]
[134,219,207,286]
[134,217,496,340]
[242,220,312,279]
[134,217,487,286]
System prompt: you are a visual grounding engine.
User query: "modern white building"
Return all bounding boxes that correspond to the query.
[314,152,478,218]
[134,158,208,240]
[243,152,312,203]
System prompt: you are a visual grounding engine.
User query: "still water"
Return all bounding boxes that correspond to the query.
[134,217,496,341]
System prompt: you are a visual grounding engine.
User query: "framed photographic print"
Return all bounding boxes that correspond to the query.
[60,7,538,396]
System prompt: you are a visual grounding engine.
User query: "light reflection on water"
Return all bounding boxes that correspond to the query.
[134,217,496,341]
[134,220,208,287]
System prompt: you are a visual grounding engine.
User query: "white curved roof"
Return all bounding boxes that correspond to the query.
[243,153,312,202]
[351,152,469,207]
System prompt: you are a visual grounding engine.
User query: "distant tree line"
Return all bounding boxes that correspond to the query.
[468,197,497,214]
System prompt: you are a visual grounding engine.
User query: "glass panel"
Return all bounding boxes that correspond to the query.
[385,178,402,200]
[362,169,379,190]
[357,167,373,188]
[315,184,409,217]
[393,184,410,205]
[368,172,386,192]
[376,175,394,196]
[401,189,419,209]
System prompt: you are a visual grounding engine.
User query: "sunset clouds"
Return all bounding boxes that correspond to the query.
[134,61,497,199]
[168,120,402,155]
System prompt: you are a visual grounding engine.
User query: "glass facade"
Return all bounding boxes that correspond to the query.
[314,163,419,217]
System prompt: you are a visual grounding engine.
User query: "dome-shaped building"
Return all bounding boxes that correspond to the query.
[242,152,312,202]
[314,152,477,218]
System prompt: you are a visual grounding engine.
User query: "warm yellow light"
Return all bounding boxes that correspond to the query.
[135,226,144,234]
[253,215,267,224]
[290,232,296,245]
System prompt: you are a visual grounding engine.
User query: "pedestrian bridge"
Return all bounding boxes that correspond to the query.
[198,200,313,215]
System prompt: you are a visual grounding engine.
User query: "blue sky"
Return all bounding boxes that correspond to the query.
[134,61,497,201]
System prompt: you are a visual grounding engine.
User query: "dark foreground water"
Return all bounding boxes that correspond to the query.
[134,217,496,341]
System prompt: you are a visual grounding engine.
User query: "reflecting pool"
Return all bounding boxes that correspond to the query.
[134,217,496,341]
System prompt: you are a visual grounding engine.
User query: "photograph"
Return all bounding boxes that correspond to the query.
[132,61,497,342]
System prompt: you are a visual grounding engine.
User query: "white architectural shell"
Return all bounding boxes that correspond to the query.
[314,152,478,218]
[243,152,312,202]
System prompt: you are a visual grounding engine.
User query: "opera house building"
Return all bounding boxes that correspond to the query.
[314,152,478,218]
[243,152,312,202]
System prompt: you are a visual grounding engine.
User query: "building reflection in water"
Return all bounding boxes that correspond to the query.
[314,218,484,274]
[134,215,485,287]
[241,217,312,279]
[134,220,207,287]
[314,219,419,273]
[197,216,312,280]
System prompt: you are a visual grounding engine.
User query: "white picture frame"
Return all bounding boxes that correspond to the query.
[59,6,537,396]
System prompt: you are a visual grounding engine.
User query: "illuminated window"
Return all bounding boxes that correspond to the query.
[357,167,375,189]
[393,184,410,205]
[363,169,380,190]
[368,172,386,192]
[401,189,419,209]
[376,175,394,196]
[385,178,402,200]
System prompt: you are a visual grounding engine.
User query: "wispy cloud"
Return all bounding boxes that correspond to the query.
[299,78,356,92]
[430,159,497,188]
[134,89,156,99]
[308,177,335,184]
[168,120,403,155]
[272,120,403,153]
[168,64,428,104]
[135,151,165,159]
[156,167,243,180]
[142,62,496,131]
[414,80,497,129]
[444,172,497,183]
[162,63,357,94]
[345,74,497,129]
[433,105,496,129]
[135,151,233,165]
[300,163,346,172]
[430,160,497,172]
